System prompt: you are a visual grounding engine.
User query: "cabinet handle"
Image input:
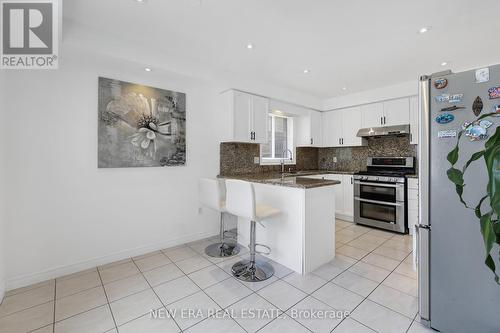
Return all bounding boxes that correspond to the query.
[310,138,313,145]
[381,117,383,125]
[338,138,341,145]
[351,177,353,184]
[253,132,256,140]
[384,116,386,125]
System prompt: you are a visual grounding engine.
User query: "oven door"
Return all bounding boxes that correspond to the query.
[354,181,405,202]
[354,197,406,233]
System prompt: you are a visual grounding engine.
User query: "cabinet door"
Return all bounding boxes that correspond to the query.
[361,102,384,128]
[409,96,419,144]
[325,174,344,216]
[295,115,310,147]
[232,91,252,142]
[342,107,362,146]
[322,111,342,147]
[342,174,354,217]
[251,95,269,144]
[310,111,322,146]
[383,98,410,126]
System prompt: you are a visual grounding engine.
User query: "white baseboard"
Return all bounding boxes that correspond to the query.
[336,214,354,222]
[0,280,5,305]
[5,230,217,291]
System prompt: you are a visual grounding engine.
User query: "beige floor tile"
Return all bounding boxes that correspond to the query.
[351,299,412,333]
[176,256,212,274]
[188,265,230,289]
[369,285,418,319]
[257,280,307,311]
[132,250,162,261]
[283,272,328,294]
[266,260,294,278]
[347,238,380,252]
[118,311,180,333]
[227,293,280,333]
[348,261,391,283]
[382,273,418,297]
[0,283,54,317]
[134,253,172,272]
[335,233,358,244]
[110,289,162,326]
[0,301,54,333]
[184,316,244,333]
[104,274,150,302]
[258,314,310,333]
[216,256,245,274]
[143,263,185,287]
[166,291,221,330]
[335,220,353,229]
[367,229,395,239]
[31,324,54,332]
[383,238,413,252]
[55,286,107,321]
[356,234,388,246]
[361,253,400,271]
[407,320,435,333]
[312,283,363,311]
[99,262,140,285]
[98,258,132,271]
[236,274,280,292]
[188,240,214,254]
[56,270,101,299]
[332,271,378,297]
[57,268,98,281]
[205,278,253,309]
[5,280,54,298]
[163,246,198,262]
[55,304,115,333]
[153,276,200,305]
[336,245,369,260]
[332,318,375,332]
[395,262,417,280]
[329,254,358,270]
[373,246,410,261]
[286,296,342,333]
[311,263,344,280]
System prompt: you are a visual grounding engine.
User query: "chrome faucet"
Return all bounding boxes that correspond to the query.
[281,148,293,174]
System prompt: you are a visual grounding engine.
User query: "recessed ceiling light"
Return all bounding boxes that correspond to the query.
[418,26,431,34]
[303,69,310,74]
[144,67,152,72]
[440,61,448,66]
[246,43,254,49]
[342,86,347,91]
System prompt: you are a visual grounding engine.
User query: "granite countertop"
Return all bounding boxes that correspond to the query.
[218,172,343,189]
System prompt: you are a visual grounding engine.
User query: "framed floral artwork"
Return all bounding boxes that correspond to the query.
[98,77,186,168]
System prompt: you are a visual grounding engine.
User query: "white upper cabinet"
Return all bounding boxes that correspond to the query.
[322,108,363,147]
[383,98,410,126]
[297,110,322,147]
[361,102,384,128]
[409,95,419,144]
[222,90,269,144]
[361,98,410,128]
[342,107,363,146]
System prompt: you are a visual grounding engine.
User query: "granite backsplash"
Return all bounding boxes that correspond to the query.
[220,136,417,176]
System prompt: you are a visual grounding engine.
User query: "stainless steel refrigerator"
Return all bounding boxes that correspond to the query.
[418,65,500,332]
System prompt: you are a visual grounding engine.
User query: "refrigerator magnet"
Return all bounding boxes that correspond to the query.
[475,68,490,83]
[435,113,455,124]
[440,105,465,112]
[462,120,492,141]
[493,105,500,116]
[437,130,457,138]
[488,87,500,99]
[434,78,448,89]
[448,94,463,103]
[435,94,450,102]
[472,96,483,116]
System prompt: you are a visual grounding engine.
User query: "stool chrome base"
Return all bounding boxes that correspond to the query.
[232,259,274,282]
[205,242,240,258]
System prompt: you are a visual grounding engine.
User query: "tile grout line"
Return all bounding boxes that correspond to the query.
[96,265,119,332]
[52,279,56,333]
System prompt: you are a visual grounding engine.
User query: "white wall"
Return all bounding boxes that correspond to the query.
[2,46,229,289]
[322,80,418,111]
[0,71,6,300]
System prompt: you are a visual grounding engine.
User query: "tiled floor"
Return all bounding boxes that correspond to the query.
[0,220,435,333]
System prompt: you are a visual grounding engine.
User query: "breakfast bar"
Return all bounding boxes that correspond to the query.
[219,173,340,274]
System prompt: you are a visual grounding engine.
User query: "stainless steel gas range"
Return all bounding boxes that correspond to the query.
[354,157,415,234]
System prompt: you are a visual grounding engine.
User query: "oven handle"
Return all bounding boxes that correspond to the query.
[354,181,404,188]
[354,197,404,207]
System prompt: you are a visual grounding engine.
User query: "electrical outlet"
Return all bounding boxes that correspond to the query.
[254,156,260,164]
[333,156,338,163]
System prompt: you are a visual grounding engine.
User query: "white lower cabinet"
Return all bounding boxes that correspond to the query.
[407,178,419,235]
[303,173,354,221]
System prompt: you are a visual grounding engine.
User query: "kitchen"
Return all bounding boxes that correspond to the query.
[0,1,499,333]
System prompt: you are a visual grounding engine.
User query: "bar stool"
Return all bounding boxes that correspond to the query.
[199,178,240,258]
[225,179,281,282]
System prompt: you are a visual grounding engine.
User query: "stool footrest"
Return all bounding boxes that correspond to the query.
[254,243,271,255]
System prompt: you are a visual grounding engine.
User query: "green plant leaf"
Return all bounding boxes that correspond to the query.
[447,145,460,165]
[480,213,495,254]
[475,195,488,219]
[483,127,500,217]
[447,168,464,185]
[463,151,484,173]
[485,254,500,285]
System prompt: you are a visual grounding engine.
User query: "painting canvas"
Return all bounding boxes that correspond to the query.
[98,77,186,168]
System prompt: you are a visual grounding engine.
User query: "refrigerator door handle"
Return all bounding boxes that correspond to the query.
[418,225,430,323]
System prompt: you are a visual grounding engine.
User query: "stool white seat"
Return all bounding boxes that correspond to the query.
[198,178,240,257]
[225,179,281,282]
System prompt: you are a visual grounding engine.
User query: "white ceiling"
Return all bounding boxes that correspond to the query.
[64,0,500,100]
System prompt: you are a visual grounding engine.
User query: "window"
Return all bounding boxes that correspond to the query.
[260,113,295,165]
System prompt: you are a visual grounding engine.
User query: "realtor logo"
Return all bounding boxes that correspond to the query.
[1,0,59,69]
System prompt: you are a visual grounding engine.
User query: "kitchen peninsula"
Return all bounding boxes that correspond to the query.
[219,172,340,274]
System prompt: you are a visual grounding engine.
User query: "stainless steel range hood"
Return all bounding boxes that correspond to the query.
[356,124,410,138]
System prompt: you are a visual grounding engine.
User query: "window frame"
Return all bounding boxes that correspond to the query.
[259,113,296,166]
